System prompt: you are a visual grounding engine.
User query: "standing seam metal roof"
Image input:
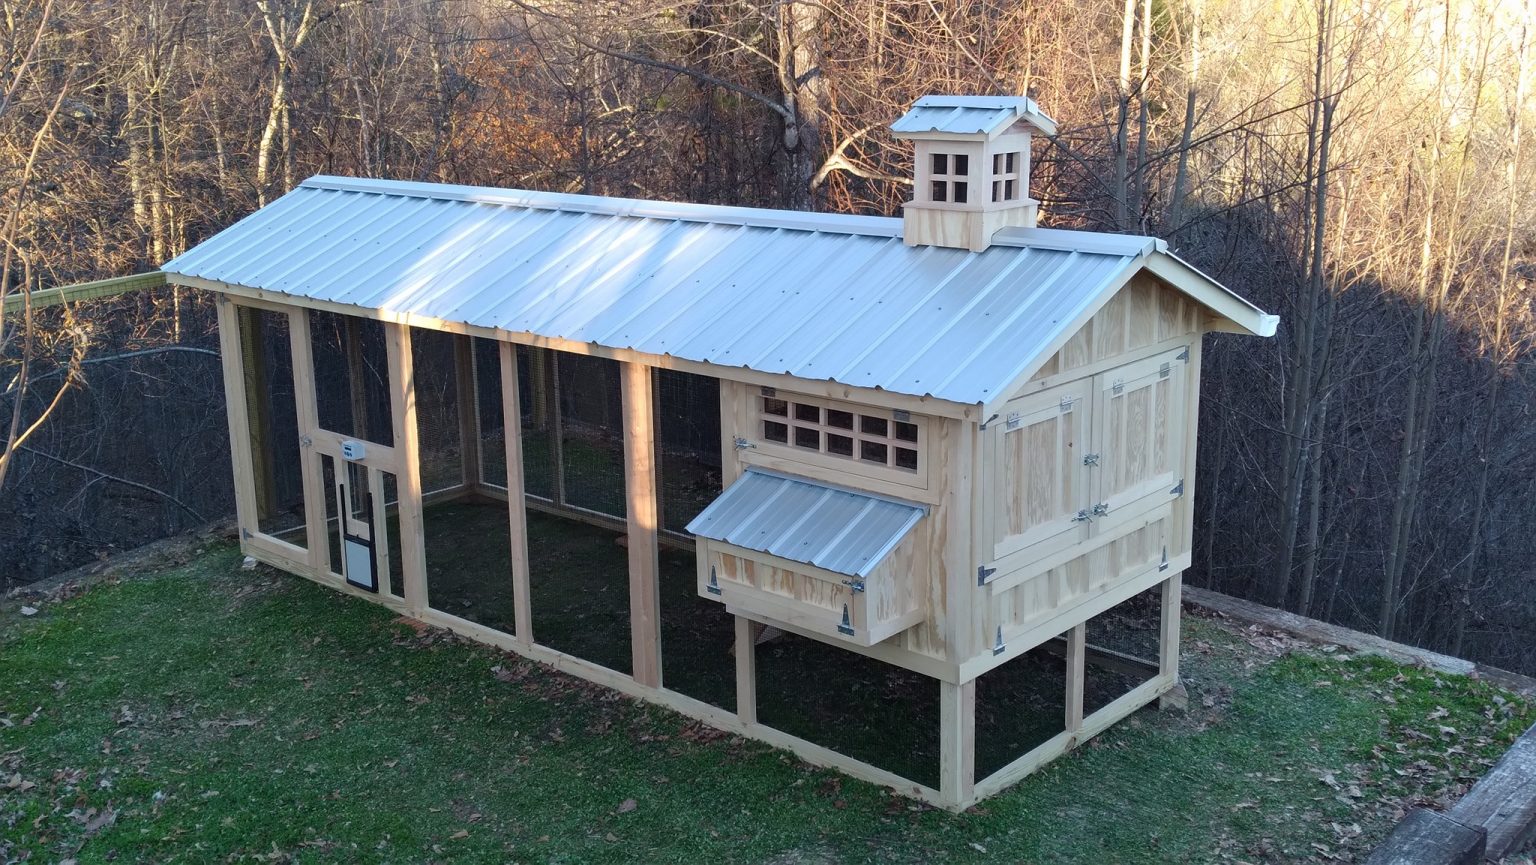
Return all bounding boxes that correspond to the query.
[162,175,1165,406]
[685,469,927,578]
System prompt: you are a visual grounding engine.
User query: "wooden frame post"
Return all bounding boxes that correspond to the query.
[1065,623,1086,735]
[286,307,331,575]
[622,361,661,687]
[385,323,429,616]
[939,678,976,809]
[500,342,534,647]
[454,334,482,493]
[735,615,757,725]
[216,296,260,542]
[1160,573,1183,683]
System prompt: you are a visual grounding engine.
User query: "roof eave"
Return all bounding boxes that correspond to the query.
[1143,244,1279,337]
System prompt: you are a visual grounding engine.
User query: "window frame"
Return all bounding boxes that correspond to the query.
[928,151,971,204]
[754,389,930,490]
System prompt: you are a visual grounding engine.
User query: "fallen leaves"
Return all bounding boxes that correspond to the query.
[616,798,637,814]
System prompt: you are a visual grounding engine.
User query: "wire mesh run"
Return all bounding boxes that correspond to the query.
[238,305,306,545]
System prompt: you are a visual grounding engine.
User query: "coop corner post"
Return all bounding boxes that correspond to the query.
[734,615,758,725]
[939,678,977,810]
[1065,623,1087,735]
[499,341,534,648]
[385,322,428,617]
[1159,572,1183,688]
[214,294,260,546]
[622,360,662,689]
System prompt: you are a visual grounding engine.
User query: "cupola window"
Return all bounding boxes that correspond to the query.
[929,153,969,203]
[992,151,1022,202]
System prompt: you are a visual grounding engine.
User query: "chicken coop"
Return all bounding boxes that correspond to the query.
[162,95,1276,810]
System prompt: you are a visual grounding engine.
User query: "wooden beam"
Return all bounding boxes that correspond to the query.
[1445,721,1536,860]
[286,307,330,575]
[622,361,661,688]
[2,270,165,315]
[215,297,260,543]
[454,334,482,492]
[385,323,429,616]
[735,615,757,725]
[237,305,277,522]
[938,679,976,809]
[1064,624,1086,734]
[500,342,534,648]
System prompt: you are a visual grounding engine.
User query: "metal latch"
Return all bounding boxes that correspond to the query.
[705,566,722,595]
[1091,502,1110,517]
[1083,453,1100,466]
[977,564,997,586]
[1073,509,1093,522]
[733,436,755,451]
[299,435,313,448]
[841,578,866,594]
[837,605,855,636]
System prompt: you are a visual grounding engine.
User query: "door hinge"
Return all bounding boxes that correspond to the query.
[1091,502,1110,517]
[1060,395,1075,413]
[837,605,856,636]
[977,564,997,586]
[1083,453,1100,466]
[1005,411,1022,430]
[1170,479,1185,496]
[1160,362,1171,379]
[841,577,866,594]
[1073,508,1093,522]
[706,566,722,595]
[1176,347,1190,361]
[992,626,1006,656]
[1111,379,1125,394]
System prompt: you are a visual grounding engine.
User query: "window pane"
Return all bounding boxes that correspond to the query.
[954,182,968,204]
[764,397,788,416]
[827,434,854,457]
[764,420,789,443]
[894,421,919,442]
[932,153,948,175]
[1005,179,1016,200]
[931,180,947,202]
[794,403,820,423]
[954,154,969,175]
[860,416,888,437]
[1006,152,1017,172]
[826,409,854,429]
[895,447,919,471]
[992,181,1002,203]
[860,441,888,464]
[794,426,820,450]
[993,153,1003,173]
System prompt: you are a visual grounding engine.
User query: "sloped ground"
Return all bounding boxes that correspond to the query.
[1,542,1531,864]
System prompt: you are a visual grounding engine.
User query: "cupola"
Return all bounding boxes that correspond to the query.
[890,95,1058,252]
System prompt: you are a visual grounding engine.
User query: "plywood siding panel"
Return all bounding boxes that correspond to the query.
[1025,275,1196,390]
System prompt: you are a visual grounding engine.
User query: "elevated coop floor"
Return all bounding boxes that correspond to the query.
[407,500,1157,790]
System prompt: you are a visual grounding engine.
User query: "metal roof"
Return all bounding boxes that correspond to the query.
[163,175,1273,407]
[890,95,1058,138]
[685,469,927,578]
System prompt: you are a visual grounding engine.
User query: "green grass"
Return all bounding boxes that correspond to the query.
[1,545,1530,864]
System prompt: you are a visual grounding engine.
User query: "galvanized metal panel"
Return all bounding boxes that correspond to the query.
[889,95,1058,137]
[163,176,1164,405]
[686,469,926,578]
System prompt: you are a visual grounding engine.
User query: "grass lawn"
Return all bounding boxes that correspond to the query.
[1,542,1531,863]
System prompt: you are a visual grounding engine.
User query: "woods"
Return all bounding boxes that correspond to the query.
[0,0,1533,674]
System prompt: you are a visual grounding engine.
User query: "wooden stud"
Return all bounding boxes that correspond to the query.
[1160,572,1183,683]
[454,334,482,492]
[287,307,330,575]
[215,297,260,543]
[734,615,757,725]
[622,361,662,688]
[1065,623,1086,733]
[938,679,976,808]
[385,323,429,616]
[500,341,534,647]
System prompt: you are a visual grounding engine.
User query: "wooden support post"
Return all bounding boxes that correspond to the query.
[385,323,429,616]
[500,342,534,647]
[1158,573,1184,710]
[1065,623,1086,734]
[236,304,277,521]
[548,351,567,508]
[454,334,482,492]
[939,678,976,809]
[216,297,261,542]
[287,307,329,573]
[622,361,661,688]
[735,615,757,725]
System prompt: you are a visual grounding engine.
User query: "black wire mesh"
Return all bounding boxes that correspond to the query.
[410,328,464,496]
[238,305,306,545]
[556,352,626,518]
[655,369,721,534]
[309,311,392,446]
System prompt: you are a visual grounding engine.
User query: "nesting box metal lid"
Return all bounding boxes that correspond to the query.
[686,469,927,578]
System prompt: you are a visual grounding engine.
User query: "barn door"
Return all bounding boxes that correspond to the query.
[984,381,1091,567]
[1088,347,1188,534]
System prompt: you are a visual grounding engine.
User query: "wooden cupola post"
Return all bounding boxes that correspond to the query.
[891,95,1058,252]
